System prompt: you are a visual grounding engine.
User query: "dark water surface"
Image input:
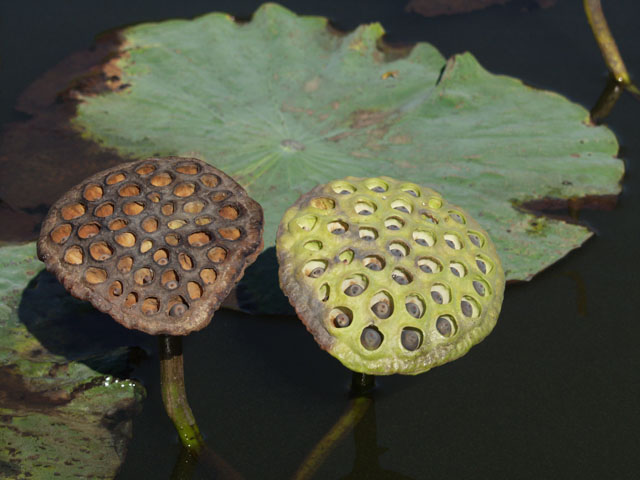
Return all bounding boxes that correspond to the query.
[2,1,639,479]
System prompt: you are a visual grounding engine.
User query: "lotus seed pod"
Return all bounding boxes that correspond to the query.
[38,157,264,335]
[276,176,505,375]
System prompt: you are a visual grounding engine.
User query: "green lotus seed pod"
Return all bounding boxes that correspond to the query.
[276,176,505,375]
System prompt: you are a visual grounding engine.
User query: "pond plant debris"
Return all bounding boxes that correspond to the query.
[37,156,264,452]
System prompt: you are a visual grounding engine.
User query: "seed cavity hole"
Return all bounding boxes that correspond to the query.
[391,268,412,285]
[174,182,196,197]
[187,281,203,299]
[370,291,393,319]
[150,172,173,187]
[142,217,159,233]
[359,227,378,241]
[338,249,354,264]
[385,217,404,231]
[319,283,330,302]
[153,249,169,265]
[448,211,465,224]
[178,253,194,270]
[117,256,134,273]
[134,268,154,286]
[219,205,239,220]
[124,292,138,308]
[115,232,136,248]
[106,172,126,185]
[388,241,409,257]
[401,185,421,197]
[391,199,412,214]
[328,221,348,235]
[61,203,87,220]
[218,227,242,241]
[64,246,84,265]
[200,268,217,285]
[364,255,385,271]
[295,215,317,232]
[476,255,493,274]
[418,257,442,274]
[184,201,205,214]
[461,296,480,318]
[162,203,175,216]
[165,234,180,246]
[118,184,141,197]
[211,191,230,202]
[108,219,127,231]
[83,184,103,202]
[449,262,466,278]
[168,297,189,316]
[162,270,179,289]
[331,182,356,195]
[188,232,211,247]
[427,197,442,209]
[176,163,200,175]
[168,219,188,230]
[95,203,114,218]
[430,284,451,304]
[304,240,322,251]
[361,326,383,351]
[303,260,328,278]
[51,224,72,244]
[123,201,145,216]
[422,212,439,224]
[207,247,227,263]
[365,179,388,193]
[140,239,153,254]
[109,281,123,297]
[310,197,335,210]
[141,297,160,315]
[85,267,107,284]
[468,231,485,248]
[444,233,462,250]
[405,295,425,319]
[413,230,435,247]
[135,163,156,176]
[355,200,376,216]
[473,279,488,296]
[201,174,220,187]
[195,216,212,226]
[89,241,113,261]
[341,275,368,297]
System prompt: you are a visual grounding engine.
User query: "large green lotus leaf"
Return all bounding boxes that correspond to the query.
[0,243,145,479]
[72,3,622,308]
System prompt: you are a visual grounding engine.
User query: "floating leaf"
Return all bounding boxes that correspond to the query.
[0,243,145,479]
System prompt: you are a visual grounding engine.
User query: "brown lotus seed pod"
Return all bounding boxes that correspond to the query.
[38,157,264,335]
[276,176,505,375]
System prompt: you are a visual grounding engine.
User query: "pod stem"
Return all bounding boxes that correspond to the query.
[292,372,375,480]
[584,0,639,96]
[159,335,204,454]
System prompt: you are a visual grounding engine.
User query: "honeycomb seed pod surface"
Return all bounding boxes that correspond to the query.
[38,157,263,335]
[276,176,505,375]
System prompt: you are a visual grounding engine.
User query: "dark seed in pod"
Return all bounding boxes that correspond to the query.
[334,313,351,328]
[450,266,460,277]
[392,274,408,285]
[366,262,382,271]
[406,303,420,318]
[473,281,486,296]
[450,214,463,223]
[387,225,399,231]
[157,258,168,266]
[345,284,364,296]
[371,186,385,192]
[469,234,481,246]
[416,238,428,246]
[166,280,178,290]
[420,264,433,273]
[395,206,409,213]
[170,304,187,316]
[359,210,372,216]
[445,239,455,249]
[436,316,453,337]
[461,300,473,317]
[361,327,382,350]
[331,227,345,235]
[406,190,418,197]
[372,301,391,319]
[310,267,325,278]
[401,329,421,351]
[431,291,443,304]
[362,234,374,241]
[390,248,403,257]
[339,190,351,194]
[476,259,487,274]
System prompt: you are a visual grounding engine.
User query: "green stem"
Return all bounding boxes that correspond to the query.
[584,0,638,95]
[590,74,624,124]
[159,335,204,454]
[292,372,375,480]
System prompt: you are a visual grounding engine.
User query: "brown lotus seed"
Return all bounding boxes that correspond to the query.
[115,232,136,247]
[123,201,144,216]
[142,217,159,233]
[85,267,107,284]
[200,268,216,284]
[176,163,199,175]
[151,172,173,187]
[119,184,141,197]
[136,163,155,175]
[51,224,72,244]
[178,253,194,270]
[64,246,84,265]
[141,297,160,315]
[174,182,196,197]
[83,184,103,201]
[207,247,227,263]
[117,256,134,273]
[109,281,123,297]
[153,249,169,265]
[187,282,203,299]
[188,232,211,247]
[162,203,175,216]
[106,172,126,185]
[108,219,128,231]
[200,174,219,187]
[134,268,154,286]
[89,242,113,261]
[124,292,138,307]
[78,223,100,239]
[218,227,241,241]
[184,201,205,214]
[95,203,114,217]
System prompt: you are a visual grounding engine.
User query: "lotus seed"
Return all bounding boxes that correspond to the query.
[166,280,178,289]
[371,186,385,193]
[401,329,421,351]
[431,291,443,304]
[345,284,364,296]
[450,213,463,223]
[420,264,433,273]
[416,238,428,246]
[388,225,399,231]
[445,239,455,249]
[405,190,418,197]
[170,304,187,316]
[473,281,486,296]
[310,267,325,278]
[476,259,487,274]
[436,316,453,337]
[392,273,408,285]
[406,302,420,318]
[461,300,473,317]
[390,248,403,257]
[361,327,382,350]
[332,227,345,235]
[450,266,460,277]
[372,301,391,319]
[469,234,481,246]
[395,206,409,213]
[334,313,351,328]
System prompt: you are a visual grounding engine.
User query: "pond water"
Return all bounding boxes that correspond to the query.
[2,1,639,479]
